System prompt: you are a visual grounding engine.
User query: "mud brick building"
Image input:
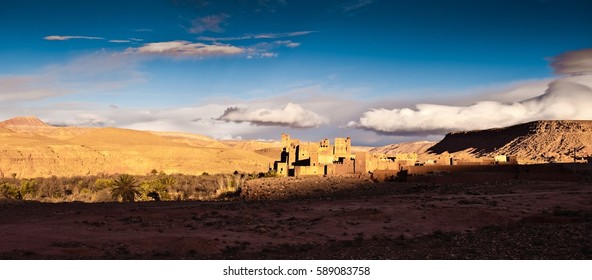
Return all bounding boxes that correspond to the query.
[273,133,416,177]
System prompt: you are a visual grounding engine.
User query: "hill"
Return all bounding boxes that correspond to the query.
[0,116,49,127]
[0,117,276,178]
[428,120,592,163]
[370,141,436,155]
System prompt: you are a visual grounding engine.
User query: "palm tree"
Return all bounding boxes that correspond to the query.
[158,176,176,188]
[111,174,141,202]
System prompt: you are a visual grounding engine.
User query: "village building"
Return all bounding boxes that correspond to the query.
[273,134,416,177]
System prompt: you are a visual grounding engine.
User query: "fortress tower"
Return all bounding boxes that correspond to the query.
[281,133,290,149]
[333,137,352,158]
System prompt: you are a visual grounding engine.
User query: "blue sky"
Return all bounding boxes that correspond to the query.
[1,0,592,145]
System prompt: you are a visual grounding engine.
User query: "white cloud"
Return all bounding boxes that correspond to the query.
[252,31,314,39]
[274,40,301,48]
[109,39,131,43]
[217,103,329,128]
[260,52,278,58]
[196,33,308,59]
[188,13,229,34]
[348,75,592,135]
[129,41,244,57]
[197,31,315,41]
[286,42,301,48]
[348,48,592,135]
[241,40,301,58]
[44,35,104,41]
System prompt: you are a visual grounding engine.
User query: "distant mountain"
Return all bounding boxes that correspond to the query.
[0,116,49,127]
[428,120,592,163]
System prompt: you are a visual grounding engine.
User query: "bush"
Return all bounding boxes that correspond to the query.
[264,170,279,178]
[20,179,37,199]
[93,178,114,191]
[0,182,21,200]
[215,174,244,199]
[91,189,112,202]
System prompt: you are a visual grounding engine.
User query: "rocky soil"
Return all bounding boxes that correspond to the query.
[0,176,590,259]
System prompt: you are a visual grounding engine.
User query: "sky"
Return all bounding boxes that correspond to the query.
[1,0,592,145]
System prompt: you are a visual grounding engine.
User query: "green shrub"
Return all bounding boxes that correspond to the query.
[0,182,21,200]
[20,179,37,199]
[93,178,114,191]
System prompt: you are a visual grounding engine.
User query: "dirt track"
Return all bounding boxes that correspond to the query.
[0,176,591,259]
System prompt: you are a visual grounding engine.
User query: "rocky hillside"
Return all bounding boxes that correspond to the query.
[0,117,275,178]
[428,120,592,162]
[370,141,436,155]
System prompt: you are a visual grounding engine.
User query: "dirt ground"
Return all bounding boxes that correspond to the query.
[0,176,591,259]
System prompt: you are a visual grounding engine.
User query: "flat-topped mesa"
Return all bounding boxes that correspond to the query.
[428,120,592,163]
[0,116,50,127]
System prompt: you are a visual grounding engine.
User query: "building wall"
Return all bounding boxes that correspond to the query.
[495,155,509,162]
[294,165,323,176]
[377,160,399,170]
[318,154,334,165]
[406,164,518,175]
[396,153,417,162]
[355,152,368,174]
[273,162,288,177]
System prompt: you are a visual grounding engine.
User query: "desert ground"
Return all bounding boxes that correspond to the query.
[0,175,590,259]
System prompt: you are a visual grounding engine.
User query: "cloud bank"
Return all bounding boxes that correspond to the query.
[348,48,592,135]
[129,41,243,57]
[217,103,329,128]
